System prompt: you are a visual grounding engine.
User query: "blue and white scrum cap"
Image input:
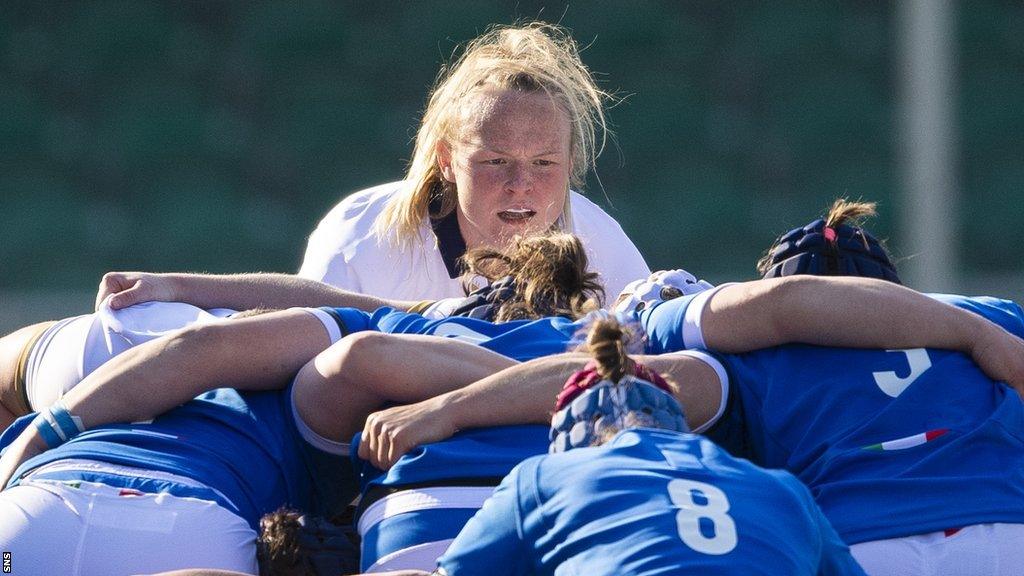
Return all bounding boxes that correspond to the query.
[549,361,689,453]
[612,269,714,316]
[762,218,901,284]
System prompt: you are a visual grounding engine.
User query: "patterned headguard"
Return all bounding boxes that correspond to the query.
[549,360,689,453]
[612,269,714,316]
[762,218,901,283]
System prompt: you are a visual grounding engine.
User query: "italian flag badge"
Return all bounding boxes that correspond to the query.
[863,428,949,451]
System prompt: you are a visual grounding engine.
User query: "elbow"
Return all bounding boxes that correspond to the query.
[319,331,388,389]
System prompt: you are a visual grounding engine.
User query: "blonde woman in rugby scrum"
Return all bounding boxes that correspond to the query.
[95,23,650,310]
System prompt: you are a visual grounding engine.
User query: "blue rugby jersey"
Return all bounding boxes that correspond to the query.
[330,306,593,569]
[323,306,586,361]
[438,429,865,576]
[1,387,356,530]
[352,425,550,571]
[639,291,1024,544]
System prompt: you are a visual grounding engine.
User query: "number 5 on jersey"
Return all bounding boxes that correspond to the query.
[668,478,738,555]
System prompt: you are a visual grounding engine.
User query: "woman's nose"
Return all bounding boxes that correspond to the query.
[504,163,533,194]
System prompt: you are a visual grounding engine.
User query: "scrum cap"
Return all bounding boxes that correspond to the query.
[762,218,900,283]
[549,360,688,453]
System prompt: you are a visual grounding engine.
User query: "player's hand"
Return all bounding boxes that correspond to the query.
[0,427,46,489]
[96,271,178,310]
[969,324,1024,397]
[359,398,457,470]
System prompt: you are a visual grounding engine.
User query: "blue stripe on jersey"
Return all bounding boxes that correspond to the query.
[352,425,550,569]
[638,290,1024,544]
[326,307,583,361]
[635,292,700,355]
[3,388,356,530]
[438,429,864,576]
[361,508,479,572]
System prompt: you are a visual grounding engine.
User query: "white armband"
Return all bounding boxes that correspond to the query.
[672,349,729,433]
[296,307,343,345]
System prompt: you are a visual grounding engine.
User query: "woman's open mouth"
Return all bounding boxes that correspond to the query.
[498,208,536,223]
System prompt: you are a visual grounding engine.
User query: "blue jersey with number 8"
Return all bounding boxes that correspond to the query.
[438,429,865,575]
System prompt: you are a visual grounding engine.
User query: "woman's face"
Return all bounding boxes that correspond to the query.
[438,88,572,249]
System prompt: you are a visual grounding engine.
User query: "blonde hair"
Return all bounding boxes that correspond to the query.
[585,316,640,383]
[824,198,877,229]
[461,232,603,321]
[374,22,611,247]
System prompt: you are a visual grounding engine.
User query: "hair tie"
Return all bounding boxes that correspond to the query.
[823,226,837,243]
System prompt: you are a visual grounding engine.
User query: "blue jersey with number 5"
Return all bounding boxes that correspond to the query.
[641,292,1024,544]
[437,429,865,576]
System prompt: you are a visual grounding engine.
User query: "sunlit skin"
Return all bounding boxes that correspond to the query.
[437,88,572,250]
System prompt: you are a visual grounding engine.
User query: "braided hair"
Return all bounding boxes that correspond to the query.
[550,316,688,452]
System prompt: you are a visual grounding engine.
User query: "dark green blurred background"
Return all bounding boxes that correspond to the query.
[2,1,1022,330]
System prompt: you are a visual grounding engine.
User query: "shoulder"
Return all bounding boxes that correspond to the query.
[567,190,623,226]
[566,191,650,298]
[301,181,437,287]
[312,181,409,229]
[928,293,1024,338]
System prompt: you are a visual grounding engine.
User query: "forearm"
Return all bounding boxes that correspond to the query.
[441,353,592,431]
[703,276,994,354]
[345,334,519,403]
[166,272,416,311]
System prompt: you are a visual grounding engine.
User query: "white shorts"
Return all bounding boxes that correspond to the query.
[850,523,1024,576]
[0,479,258,576]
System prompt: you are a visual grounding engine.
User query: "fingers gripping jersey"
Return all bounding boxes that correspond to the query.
[437,429,865,576]
[638,291,1024,545]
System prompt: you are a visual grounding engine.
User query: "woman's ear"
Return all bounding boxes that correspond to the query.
[436,141,456,183]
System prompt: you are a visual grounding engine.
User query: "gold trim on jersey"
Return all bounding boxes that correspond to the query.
[406,300,437,314]
[11,321,58,415]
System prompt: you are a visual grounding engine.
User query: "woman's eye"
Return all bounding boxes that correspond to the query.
[534,159,555,166]
[484,158,507,165]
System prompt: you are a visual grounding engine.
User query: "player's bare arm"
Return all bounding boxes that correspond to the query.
[0,309,331,487]
[359,350,723,470]
[702,275,1024,393]
[293,332,517,444]
[96,270,420,312]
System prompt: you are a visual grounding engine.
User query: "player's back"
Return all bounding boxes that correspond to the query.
[2,387,355,530]
[352,425,550,572]
[712,342,1024,544]
[440,428,863,575]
